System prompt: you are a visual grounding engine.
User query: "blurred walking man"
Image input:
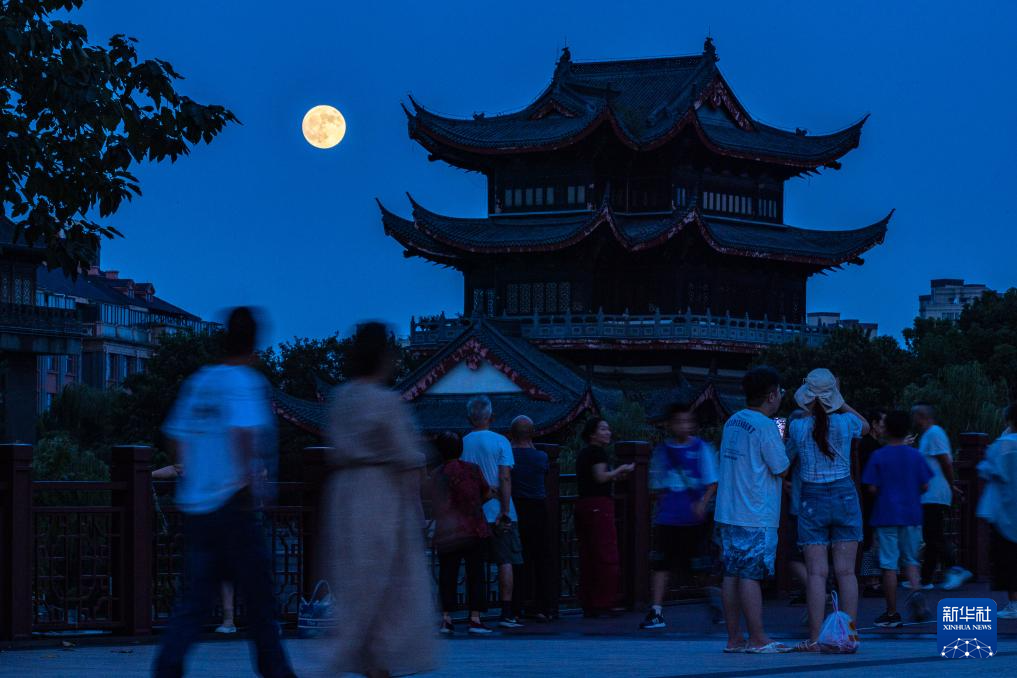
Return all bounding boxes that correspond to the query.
[154,307,295,678]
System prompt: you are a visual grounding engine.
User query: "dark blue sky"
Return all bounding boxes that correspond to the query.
[73,0,1016,346]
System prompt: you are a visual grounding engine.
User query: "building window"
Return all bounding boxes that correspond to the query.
[534,187,543,206]
[524,188,534,206]
[759,198,777,218]
[546,187,554,205]
[504,188,513,208]
[514,188,522,206]
[567,186,575,204]
[559,282,571,312]
[675,186,687,208]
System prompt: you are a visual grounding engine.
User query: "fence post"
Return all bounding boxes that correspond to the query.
[615,441,651,610]
[536,443,561,612]
[0,443,33,641]
[302,447,331,595]
[111,445,153,636]
[955,433,990,580]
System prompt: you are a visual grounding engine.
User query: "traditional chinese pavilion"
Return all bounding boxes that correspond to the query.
[281,39,890,438]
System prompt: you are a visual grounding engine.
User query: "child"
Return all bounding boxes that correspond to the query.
[862,410,933,626]
[640,402,718,630]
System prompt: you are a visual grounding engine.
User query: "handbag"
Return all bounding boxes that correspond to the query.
[298,580,337,637]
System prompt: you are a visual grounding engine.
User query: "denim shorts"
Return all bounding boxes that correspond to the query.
[797,477,862,546]
[714,522,777,580]
[875,525,922,570]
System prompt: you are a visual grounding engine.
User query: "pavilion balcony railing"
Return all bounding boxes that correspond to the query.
[408,310,831,350]
[0,302,84,338]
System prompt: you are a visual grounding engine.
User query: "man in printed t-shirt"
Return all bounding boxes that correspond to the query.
[715,366,790,654]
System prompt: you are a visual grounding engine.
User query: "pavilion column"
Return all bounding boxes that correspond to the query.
[111,445,154,636]
[0,443,33,640]
[537,443,562,613]
[302,447,331,595]
[955,433,990,580]
[616,441,651,609]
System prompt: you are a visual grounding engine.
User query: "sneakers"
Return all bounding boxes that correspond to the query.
[214,624,237,634]
[874,611,903,628]
[498,616,525,629]
[906,591,931,622]
[468,620,493,635]
[940,567,973,591]
[998,602,1017,620]
[639,609,666,630]
[439,619,455,635]
[901,580,934,591]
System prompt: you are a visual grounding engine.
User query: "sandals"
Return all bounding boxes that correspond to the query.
[745,641,792,654]
[793,640,821,653]
[723,642,748,653]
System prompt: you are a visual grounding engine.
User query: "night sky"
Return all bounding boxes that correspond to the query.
[71,0,1016,346]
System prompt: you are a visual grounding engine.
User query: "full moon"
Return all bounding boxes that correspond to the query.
[301,105,346,149]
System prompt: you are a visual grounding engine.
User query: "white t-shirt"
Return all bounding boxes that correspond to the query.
[462,429,517,522]
[920,424,952,506]
[716,409,789,528]
[789,413,864,483]
[162,364,273,514]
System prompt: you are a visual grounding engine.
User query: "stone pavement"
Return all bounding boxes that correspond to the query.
[1,635,1015,678]
[2,581,1014,677]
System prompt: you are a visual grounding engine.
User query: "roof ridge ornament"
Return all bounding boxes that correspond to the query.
[555,46,572,78]
[703,36,718,62]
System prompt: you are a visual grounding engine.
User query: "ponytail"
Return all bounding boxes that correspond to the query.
[811,401,835,459]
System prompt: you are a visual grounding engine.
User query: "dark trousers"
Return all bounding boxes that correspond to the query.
[438,540,488,614]
[154,492,293,678]
[513,497,556,616]
[921,503,957,582]
[575,496,620,612]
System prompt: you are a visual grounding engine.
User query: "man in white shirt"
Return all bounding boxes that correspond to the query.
[715,366,790,654]
[461,395,524,629]
[154,308,295,678]
[912,403,972,590]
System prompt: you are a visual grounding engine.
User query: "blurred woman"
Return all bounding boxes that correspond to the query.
[322,322,436,678]
[789,369,869,652]
[431,431,494,635]
[574,418,634,617]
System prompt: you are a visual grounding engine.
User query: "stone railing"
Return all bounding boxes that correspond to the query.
[408,310,831,350]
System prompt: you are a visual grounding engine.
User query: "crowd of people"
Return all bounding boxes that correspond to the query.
[151,313,1017,675]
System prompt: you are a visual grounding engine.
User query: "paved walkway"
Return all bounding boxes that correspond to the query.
[1,636,1014,677]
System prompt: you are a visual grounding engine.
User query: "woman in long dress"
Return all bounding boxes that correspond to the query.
[322,322,437,677]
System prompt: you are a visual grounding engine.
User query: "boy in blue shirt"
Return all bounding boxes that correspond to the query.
[640,402,718,630]
[862,410,934,627]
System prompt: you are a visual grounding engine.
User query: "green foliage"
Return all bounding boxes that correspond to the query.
[37,382,120,448]
[755,326,912,414]
[32,432,108,481]
[901,363,1007,443]
[559,400,656,473]
[259,334,346,400]
[1,0,238,273]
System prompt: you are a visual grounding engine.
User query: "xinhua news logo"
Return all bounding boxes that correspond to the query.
[937,598,996,658]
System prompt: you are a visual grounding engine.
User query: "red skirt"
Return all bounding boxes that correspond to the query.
[574,496,620,611]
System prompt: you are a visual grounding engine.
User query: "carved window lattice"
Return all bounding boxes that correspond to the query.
[546,282,557,312]
[520,285,531,314]
[533,283,545,313]
[559,282,571,313]
[507,285,519,315]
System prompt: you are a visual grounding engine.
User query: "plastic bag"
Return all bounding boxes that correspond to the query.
[817,591,860,654]
[298,580,337,638]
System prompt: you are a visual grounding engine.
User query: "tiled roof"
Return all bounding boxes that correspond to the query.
[380,197,891,268]
[407,43,866,168]
[273,319,597,438]
[36,267,202,320]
